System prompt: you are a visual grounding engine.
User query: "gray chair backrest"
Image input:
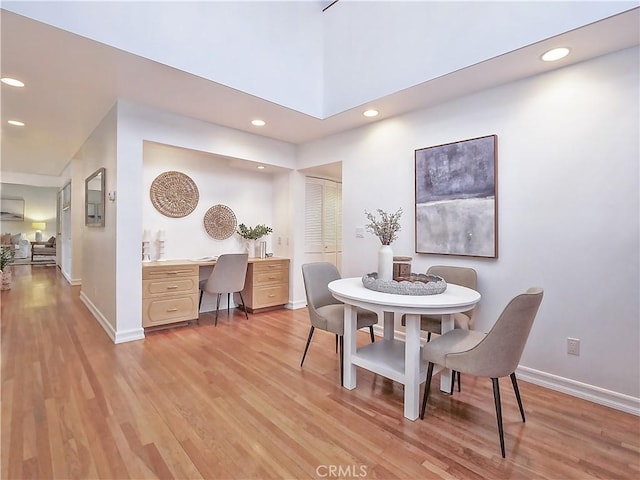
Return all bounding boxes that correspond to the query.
[448,288,544,378]
[203,253,249,294]
[301,262,342,328]
[428,265,478,325]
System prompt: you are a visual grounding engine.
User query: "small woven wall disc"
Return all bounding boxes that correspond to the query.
[150,171,199,218]
[204,204,237,240]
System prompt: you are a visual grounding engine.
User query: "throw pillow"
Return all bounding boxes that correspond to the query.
[1,233,10,245]
[47,236,56,246]
[10,233,22,245]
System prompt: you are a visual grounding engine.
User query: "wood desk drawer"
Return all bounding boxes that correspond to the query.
[142,294,199,327]
[143,265,198,279]
[240,258,290,313]
[254,269,288,285]
[254,285,288,307]
[143,277,198,296]
[252,261,288,274]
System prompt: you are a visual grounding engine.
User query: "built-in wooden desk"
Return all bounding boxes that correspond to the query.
[142,257,289,328]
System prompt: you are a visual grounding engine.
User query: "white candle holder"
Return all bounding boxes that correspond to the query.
[157,230,166,261]
[142,230,151,262]
[142,241,151,262]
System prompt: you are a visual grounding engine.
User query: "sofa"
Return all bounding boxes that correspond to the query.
[0,233,30,260]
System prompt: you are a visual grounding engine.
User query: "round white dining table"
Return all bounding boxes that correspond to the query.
[329,277,481,421]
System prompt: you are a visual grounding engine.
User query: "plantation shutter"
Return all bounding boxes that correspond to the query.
[304,179,323,253]
[304,177,342,255]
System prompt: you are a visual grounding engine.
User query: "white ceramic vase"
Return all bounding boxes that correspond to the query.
[246,239,256,258]
[378,244,394,281]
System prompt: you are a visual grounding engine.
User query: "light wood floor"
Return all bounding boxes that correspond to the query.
[2,265,639,479]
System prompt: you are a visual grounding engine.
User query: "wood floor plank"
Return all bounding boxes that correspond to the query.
[2,264,639,479]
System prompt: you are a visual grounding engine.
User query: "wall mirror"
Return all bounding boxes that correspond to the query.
[85,167,105,227]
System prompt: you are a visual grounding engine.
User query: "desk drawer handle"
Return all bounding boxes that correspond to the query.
[268,276,278,280]
[166,285,179,290]
[166,308,178,312]
[268,294,276,298]
[150,270,192,276]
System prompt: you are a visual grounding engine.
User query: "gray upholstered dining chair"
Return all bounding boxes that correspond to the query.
[301,262,378,386]
[420,287,544,458]
[402,265,478,392]
[199,253,249,326]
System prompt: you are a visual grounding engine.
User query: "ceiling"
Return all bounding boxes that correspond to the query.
[1,8,638,179]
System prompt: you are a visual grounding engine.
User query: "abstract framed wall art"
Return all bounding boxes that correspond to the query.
[0,198,25,221]
[415,135,498,258]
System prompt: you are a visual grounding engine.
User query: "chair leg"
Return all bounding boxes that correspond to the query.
[215,294,221,326]
[369,326,375,343]
[449,371,461,394]
[510,372,526,423]
[227,293,231,315]
[300,326,315,367]
[427,331,432,342]
[339,335,344,387]
[335,334,338,353]
[420,362,435,419]
[238,292,249,320]
[199,290,204,310]
[492,378,506,458]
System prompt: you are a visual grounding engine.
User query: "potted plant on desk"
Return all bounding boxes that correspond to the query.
[1,246,15,290]
[237,223,273,258]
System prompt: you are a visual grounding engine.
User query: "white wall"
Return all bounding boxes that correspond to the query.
[59,157,87,285]
[321,0,636,115]
[143,142,278,261]
[298,47,640,404]
[75,105,119,336]
[0,183,58,242]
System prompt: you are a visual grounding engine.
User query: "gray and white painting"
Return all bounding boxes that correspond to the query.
[415,135,497,257]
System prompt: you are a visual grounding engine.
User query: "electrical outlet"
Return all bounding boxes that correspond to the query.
[567,337,580,356]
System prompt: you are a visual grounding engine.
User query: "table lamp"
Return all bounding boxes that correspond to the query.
[32,222,46,242]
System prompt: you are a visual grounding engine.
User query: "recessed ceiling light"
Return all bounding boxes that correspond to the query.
[7,120,25,126]
[363,109,379,118]
[257,165,265,170]
[541,47,570,62]
[1,77,25,87]
[251,119,266,126]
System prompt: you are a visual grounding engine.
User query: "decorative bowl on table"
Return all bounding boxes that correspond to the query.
[362,272,447,295]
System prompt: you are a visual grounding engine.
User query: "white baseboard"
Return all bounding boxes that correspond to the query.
[516,366,640,416]
[374,326,639,416]
[287,300,307,310]
[79,291,145,344]
[61,268,81,285]
[113,327,145,344]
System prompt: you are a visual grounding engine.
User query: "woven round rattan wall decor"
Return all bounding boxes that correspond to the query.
[203,204,237,240]
[150,171,199,218]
